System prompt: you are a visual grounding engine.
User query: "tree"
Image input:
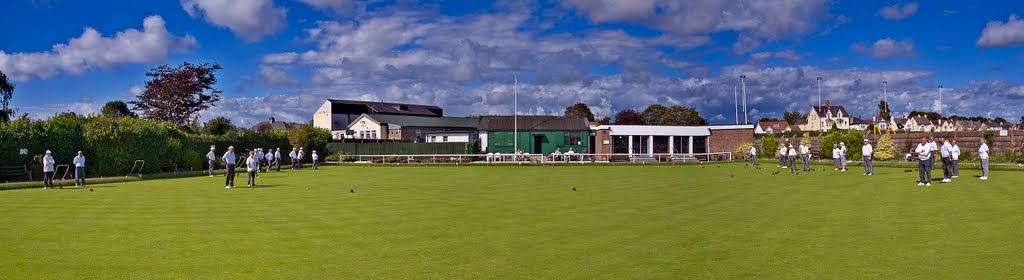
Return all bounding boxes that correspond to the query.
[994,117,1008,124]
[564,103,595,122]
[202,116,236,136]
[613,108,643,125]
[907,111,941,120]
[287,124,332,157]
[596,116,611,125]
[759,117,781,122]
[131,62,223,128]
[661,105,707,125]
[800,132,811,146]
[783,111,803,125]
[1020,116,1024,125]
[101,100,138,118]
[641,104,668,125]
[0,71,15,123]
[877,100,891,119]
[760,137,778,159]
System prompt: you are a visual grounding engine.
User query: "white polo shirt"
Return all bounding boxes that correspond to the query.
[862,144,873,157]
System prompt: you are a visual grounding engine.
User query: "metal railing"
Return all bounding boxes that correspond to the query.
[341,152,735,165]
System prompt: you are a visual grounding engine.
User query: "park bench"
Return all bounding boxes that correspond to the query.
[159,161,177,174]
[0,164,32,182]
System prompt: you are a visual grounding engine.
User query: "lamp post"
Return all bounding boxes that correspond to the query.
[882,80,888,116]
[816,76,822,108]
[938,85,943,132]
[741,75,747,124]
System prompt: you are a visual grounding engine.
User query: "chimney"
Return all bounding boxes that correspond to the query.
[825,100,831,108]
[269,117,276,123]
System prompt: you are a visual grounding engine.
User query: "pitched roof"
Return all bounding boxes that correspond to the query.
[794,119,808,125]
[909,116,933,125]
[810,105,849,117]
[478,116,589,131]
[327,99,442,117]
[251,120,301,131]
[756,121,789,131]
[360,114,478,128]
[788,125,802,132]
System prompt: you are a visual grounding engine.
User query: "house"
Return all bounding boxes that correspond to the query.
[954,120,984,131]
[983,122,1012,131]
[892,117,907,131]
[903,115,935,132]
[804,100,851,131]
[590,124,754,156]
[849,117,871,131]
[755,121,790,134]
[251,117,302,132]
[478,116,590,155]
[794,119,809,131]
[312,99,444,139]
[346,114,478,142]
[938,119,956,132]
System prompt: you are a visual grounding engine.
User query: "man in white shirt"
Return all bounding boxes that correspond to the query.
[748,146,757,166]
[245,151,257,187]
[915,138,933,186]
[832,144,841,171]
[289,148,298,170]
[73,151,86,188]
[223,146,237,188]
[43,150,56,189]
[206,146,217,177]
[979,139,989,180]
[799,143,810,171]
[928,137,938,171]
[950,139,961,178]
[787,144,797,172]
[940,138,953,183]
[266,148,275,173]
[311,151,319,170]
[298,148,305,169]
[839,142,848,171]
[274,148,283,172]
[566,148,576,162]
[779,145,787,168]
[862,139,874,176]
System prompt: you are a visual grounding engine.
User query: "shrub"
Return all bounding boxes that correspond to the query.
[800,133,811,146]
[873,134,898,161]
[760,137,778,159]
[733,143,753,160]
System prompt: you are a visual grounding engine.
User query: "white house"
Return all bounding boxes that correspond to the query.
[755,121,791,134]
[804,100,851,132]
[903,116,935,132]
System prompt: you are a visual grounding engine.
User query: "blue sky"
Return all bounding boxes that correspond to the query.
[2,0,1024,126]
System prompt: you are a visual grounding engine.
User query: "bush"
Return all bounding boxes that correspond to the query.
[821,130,863,159]
[760,137,778,159]
[873,134,898,161]
[733,143,753,160]
[800,133,811,146]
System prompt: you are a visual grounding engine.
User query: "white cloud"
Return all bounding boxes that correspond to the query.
[977,15,1024,48]
[262,52,299,64]
[877,3,919,20]
[297,0,354,15]
[852,38,916,58]
[181,0,287,42]
[0,16,196,81]
[750,50,803,62]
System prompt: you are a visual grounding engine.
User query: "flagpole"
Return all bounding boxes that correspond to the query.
[514,74,518,155]
[740,75,747,124]
[734,86,739,124]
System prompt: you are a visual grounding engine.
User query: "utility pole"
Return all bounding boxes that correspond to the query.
[734,86,739,124]
[514,74,518,155]
[816,76,822,108]
[741,75,748,124]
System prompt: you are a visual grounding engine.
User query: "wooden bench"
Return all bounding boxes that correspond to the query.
[0,164,32,182]
[159,161,177,174]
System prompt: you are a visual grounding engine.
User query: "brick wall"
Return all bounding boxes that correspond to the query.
[710,128,754,153]
[594,129,612,154]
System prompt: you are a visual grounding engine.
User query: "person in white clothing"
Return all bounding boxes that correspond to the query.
[978,139,989,180]
[289,148,298,170]
[839,142,848,171]
[223,146,237,188]
[311,151,319,170]
[42,150,56,189]
[748,146,757,166]
[779,145,787,168]
[915,138,933,186]
[799,143,810,171]
[831,144,841,171]
[862,139,874,176]
[245,151,257,187]
[206,146,217,177]
[939,138,953,182]
[298,148,305,169]
[787,144,797,172]
[950,140,961,178]
[73,151,86,187]
[266,149,275,173]
[274,148,283,172]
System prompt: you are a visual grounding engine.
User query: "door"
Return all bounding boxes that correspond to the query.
[533,135,544,154]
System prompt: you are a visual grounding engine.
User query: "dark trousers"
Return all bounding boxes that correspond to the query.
[44,171,54,188]
[919,159,932,184]
[247,171,256,186]
[801,154,810,171]
[275,159,281,172]
[863,156,874,174]
[291,158,297,169]
[942,157,953,179]
[208,160,215,175]
[225,164,236,186]
[75,167,85,186]
[312,160,318,170]
[788,156,796,171]
[952,160,959,176]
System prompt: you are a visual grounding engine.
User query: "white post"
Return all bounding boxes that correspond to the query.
[816,76,822,108]
[627,136,634,155]
[734,86,739,124]
[882,81,888,116]
[648,136,654,156]
[688,136,694,155]
[938,85,943,132]
[741,75,748,124]
[514,74,518,154]
[668,136,675,155]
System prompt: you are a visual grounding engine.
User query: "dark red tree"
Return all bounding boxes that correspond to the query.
[131,62,223,127]
[613,108,644,125]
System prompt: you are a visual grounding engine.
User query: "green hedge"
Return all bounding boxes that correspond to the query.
[0,115,294,179]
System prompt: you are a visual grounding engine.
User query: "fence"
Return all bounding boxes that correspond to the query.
[340,152,734,165]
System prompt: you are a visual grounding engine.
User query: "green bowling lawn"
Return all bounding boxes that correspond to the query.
[1,163,1022,279]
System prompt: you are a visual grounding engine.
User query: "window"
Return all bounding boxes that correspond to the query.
[613,136,628,154]
[564,131,582,146]
[443,136,449,142]
[673,137,690,154]
[431,136,437,142]
[692,136,708,154]
[632,136,649,153]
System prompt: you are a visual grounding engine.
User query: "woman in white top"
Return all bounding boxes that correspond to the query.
[245,152,257,187]
[42,150,56,189]
[787,144,797,172]
[832,144,841,171]
[978,139,989,180]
